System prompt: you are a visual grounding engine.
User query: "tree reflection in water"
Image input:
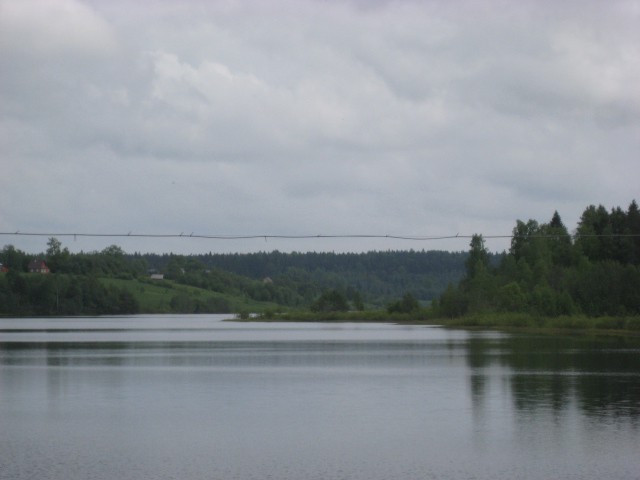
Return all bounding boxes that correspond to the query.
[465,333,640,421]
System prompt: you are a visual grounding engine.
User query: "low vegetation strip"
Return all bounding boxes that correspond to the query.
[250,310,640,336]
[2,200,639,330]
[432,312,640,333]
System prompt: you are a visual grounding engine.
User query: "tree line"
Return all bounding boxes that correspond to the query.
[1,240,473,315]
[433,200,640,318]
[0,271,138,316]
[141,249,474,307]
[0,240,139,315]
[7,200,634,319]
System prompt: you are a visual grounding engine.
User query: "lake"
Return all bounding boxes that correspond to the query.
[1,315,639,479]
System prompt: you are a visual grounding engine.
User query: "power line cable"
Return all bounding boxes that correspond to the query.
[1,231,639,241]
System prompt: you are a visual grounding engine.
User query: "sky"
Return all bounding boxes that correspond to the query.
[1,0,639,255]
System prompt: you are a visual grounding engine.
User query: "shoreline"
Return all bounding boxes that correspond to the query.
[240,311,640,336]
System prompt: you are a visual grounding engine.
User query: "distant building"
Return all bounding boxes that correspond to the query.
[28,259,50,274]
[150,273,165,280]
[0,263,8,273]
[262,277,274,284]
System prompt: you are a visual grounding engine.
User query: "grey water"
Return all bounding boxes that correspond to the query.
[1,315,639,480]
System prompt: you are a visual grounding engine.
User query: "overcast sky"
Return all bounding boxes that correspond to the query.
[1,0,639,255]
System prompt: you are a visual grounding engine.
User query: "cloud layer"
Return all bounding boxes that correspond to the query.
[2,0,639,254]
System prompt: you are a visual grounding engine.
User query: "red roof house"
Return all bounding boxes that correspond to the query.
[28,259,50,274]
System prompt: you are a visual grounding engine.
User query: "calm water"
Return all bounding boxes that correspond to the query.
[1,315,639,480]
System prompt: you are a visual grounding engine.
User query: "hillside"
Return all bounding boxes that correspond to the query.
[138,250,476,307]
[0,246,472,316]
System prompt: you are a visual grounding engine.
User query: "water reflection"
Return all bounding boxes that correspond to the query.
[3,328,638,421]
[464,334,640,420]
[1,317,639,480]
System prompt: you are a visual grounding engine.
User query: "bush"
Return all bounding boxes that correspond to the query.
[310,289,349,312]
[387,293,420,314]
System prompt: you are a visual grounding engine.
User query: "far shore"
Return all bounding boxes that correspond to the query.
[234,310,640,336]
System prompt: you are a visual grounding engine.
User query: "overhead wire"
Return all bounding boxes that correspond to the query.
[1,231,639,241]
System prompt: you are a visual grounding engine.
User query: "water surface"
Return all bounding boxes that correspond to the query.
[1,315,639,479]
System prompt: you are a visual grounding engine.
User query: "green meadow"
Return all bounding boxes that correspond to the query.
[99,277,279,314]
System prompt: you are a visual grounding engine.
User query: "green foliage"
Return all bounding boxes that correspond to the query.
[170,293,195,313]
[0,272,139,316]
[0,245,30,271]
[127,249,477,310]
[3,238,470,316]
[435,312,640,333]
[387,293,420,314]
[256,308,430,323]
[496,282,526,312]
[5,201,638,324]
[350,291,365,311]
[141,249,474,307]
[311,289,350,312]
[45,237,69,273]
[435,284,469,318]
[435,200,640,322]
[575,202,640,265]
[101,277,264,314]
[465,234,490,279]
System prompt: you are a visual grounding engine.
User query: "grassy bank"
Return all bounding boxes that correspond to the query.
[100,277,279,314]
[431,312,640,333]
[252,309,431,323]
[251,309,640,335]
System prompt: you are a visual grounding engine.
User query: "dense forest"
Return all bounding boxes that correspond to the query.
[433,200,640,318]
[2,200,638,320]
[141,250,472,306]
[0,240,471,316]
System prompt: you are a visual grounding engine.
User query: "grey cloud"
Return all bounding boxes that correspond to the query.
[1,0,639,255]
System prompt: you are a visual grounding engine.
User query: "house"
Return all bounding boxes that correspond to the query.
[0,263,8,273]
[150,273,165,280]
[28,259,50,274]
